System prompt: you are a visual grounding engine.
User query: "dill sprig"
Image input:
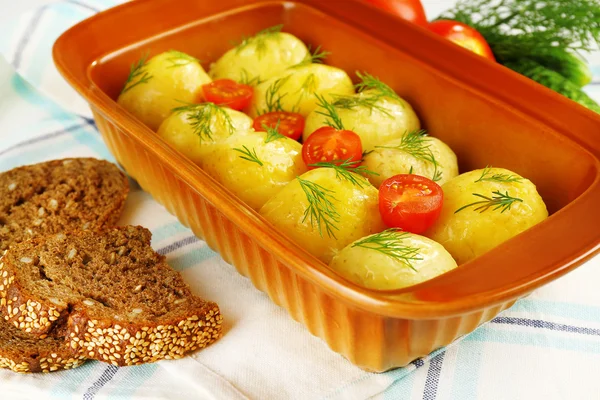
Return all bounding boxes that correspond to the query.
[172,103,234,142]
[297,177,340,238]
[376,130,443,182]
[292,45,330,68]
[239,69,263,86]
[438,0,600,53]
[355,71,400,100]
[263,121,285,143]
[307,159,378,188]
[475,166,523,183]
[121,53,152,94]
[233,145,264,166]
[454,190,523,214]
[260,75,291,114]
[314,93,345,130]
[352,229,422,272]
[166,50,199,68]
[235,25,284,58]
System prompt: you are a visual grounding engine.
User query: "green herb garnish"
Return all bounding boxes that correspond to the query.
[314,93,345,130]
[307,159,378,188]
[165,50,199,68]
[454,190,523,214]
[475,166,522,183]
[260,75,291,114]
[263,121,286,143]
[352,228,422,272]
[235,25,283,58]
[292,45,330,68]
[355,71,400,101]
[121,53,152,94]
[171,103,234,142]
[376,130,443,182]
[297,177,340,238]
[239,68,263,86]
[233,145,263,166]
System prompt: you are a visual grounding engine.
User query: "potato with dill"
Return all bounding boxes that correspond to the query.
[362,130,459,187]
[303,73,420,152]
[259,166,386,264]
[157,103,253,165]
[329,229,458,290]
[425,167,548,265]
[209,25,309,85]
[200,128,307,211]
[117,51,211,131]
[249,64,355,118]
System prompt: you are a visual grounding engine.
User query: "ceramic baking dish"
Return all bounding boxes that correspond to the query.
[53,0,600,372]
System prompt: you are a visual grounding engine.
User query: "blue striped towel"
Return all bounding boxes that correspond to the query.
[1,1,600,399]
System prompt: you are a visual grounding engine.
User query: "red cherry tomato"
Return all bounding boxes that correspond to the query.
[253,111,305,141]
[302,127,363,168]
[428,20,496,61]
[202,79,253,111]
[363,0,428,26]
[378,174,443,234]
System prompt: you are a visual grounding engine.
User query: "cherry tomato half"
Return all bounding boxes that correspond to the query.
[363,0,428,26]
[202,79,253,111]
[253,111,305,141]
[428,20,496,61]
[302,127,363,168]
[379,174,443,234]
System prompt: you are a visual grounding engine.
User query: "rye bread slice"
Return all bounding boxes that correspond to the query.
[0,318,85,373]
[0,226,222,366]
[0,158,129,251]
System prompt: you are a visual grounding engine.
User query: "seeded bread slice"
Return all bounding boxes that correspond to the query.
[0,158,129,251]
[0,226,222,366]
[0,318,85,373]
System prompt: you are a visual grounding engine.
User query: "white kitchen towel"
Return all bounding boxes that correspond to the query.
[1,1,600,400]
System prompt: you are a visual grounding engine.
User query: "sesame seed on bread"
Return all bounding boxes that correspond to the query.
[0,158,129,251]
[0,318,86,373]
[0,226,222,366]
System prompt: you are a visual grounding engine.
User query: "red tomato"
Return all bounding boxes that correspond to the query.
[302,127,363,168]
[378,174,443,234]
[428,20,496,61]
[253,111,305,141]
[202,79,253,111]
[363,0,428,26]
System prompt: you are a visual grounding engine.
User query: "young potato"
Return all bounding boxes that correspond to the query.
[362,131,459,187]
[329,230,458,290]
[157,104,253,165]
[117,51,211,131]
[200,131,307,211]
[249,64,355,118]
[209,28,309,84]
[259,168,386,264]
[303,89,420,152]
[425,167,549,265]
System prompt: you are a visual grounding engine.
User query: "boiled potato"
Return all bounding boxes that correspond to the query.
[249,64,355,118]
[200,131,307,210]
[303,89,420,152]
[362,132,458,187]
[157,104,253,165]
[329,230,457,290]
[259,168,386,264]
[117,51,211,131]
[209,29,309,84]
[425,167,548,265]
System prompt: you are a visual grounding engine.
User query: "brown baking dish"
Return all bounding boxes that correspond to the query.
[53,0,600,371]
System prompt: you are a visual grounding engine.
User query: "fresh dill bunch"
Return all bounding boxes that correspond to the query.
[352,228,422,272]
[454,190,523,214]
[165,50,199,68]
[355,71,400,101]
[438,0,600,53]
[307,159,378,188]
[235,25,284,58]
[121,53,152,94]
[475,166,522,183]
[376,130,443,182]
[314,93,345,130]
[171,103,234,142]
[263,121,286,143]
[233,145,264,166]
[297,177,340,238]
